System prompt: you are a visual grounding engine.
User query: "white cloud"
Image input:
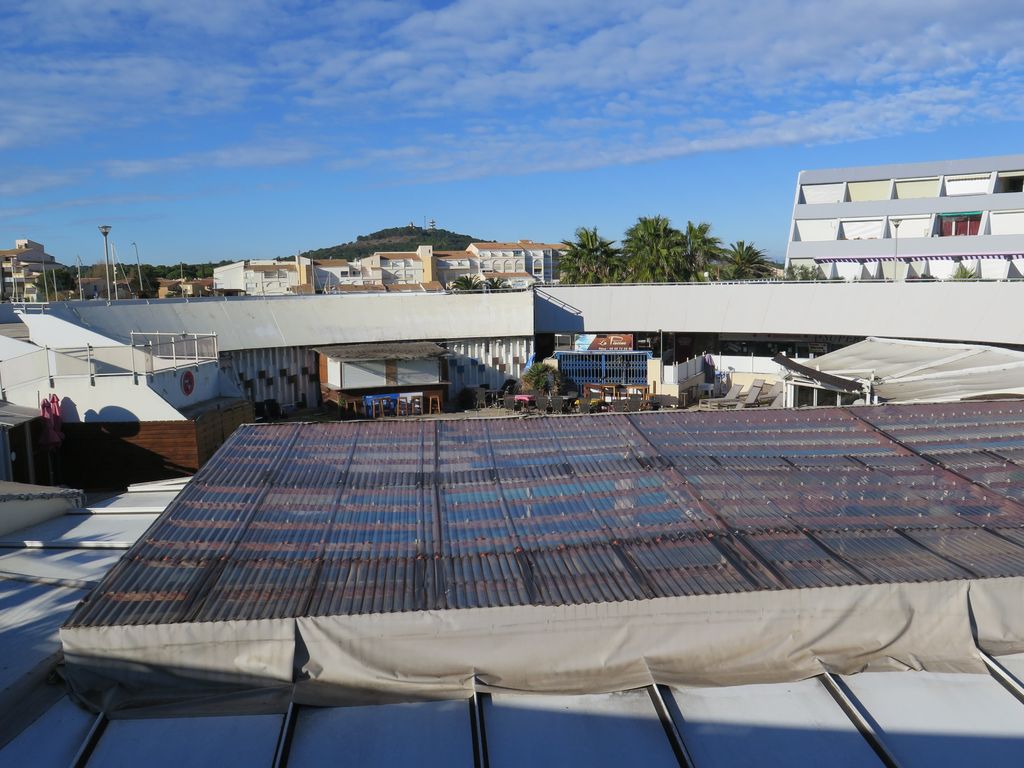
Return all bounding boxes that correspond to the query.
[106,141,320,177]
[4,0,1024,192]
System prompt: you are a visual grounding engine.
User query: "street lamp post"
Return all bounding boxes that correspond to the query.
[98,225,112,300]
[892,218,902,263]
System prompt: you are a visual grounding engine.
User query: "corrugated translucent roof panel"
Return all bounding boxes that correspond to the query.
[0,696,95,768]
[483,690,678,767]
[287,700,474,767]
[66,404,1024,627]
[666,679,884,767]
[84,714,283,767]
[841,672,1024,767]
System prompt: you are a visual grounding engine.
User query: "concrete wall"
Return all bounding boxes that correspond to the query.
[46,291,535,351]
[3,374,185,423]
[535,283,1024,347]
[147,363,225,411]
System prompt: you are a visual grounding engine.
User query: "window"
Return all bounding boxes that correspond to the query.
[839,218,883,240]
[889,216,931,239]
[794,219,837,242]
[990,210,1024,235]
[939,213,981,236]
[847,180,891,202]
[801,183,844,204]
[995,172,1024,193]
[944,173,990,196]
[894,177,939,199]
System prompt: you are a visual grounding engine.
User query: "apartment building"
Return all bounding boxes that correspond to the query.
[467,240,563,284]
[786,154,1024,280]
[213,259,302,295]
[215,239,566,296]
[0,239,66,300]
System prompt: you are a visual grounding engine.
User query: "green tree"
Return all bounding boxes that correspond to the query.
[483,277,510,291]
[621,216,686,282]
[450,275,482,292]
[521,362,562,394]
[559,227,622,284]
[951,263,978,280]
[33,267,77,299]
[784,264,820,281]
[721,241,774,280]
[681,221,724,280]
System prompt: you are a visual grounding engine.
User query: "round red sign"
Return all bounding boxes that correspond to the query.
[181,370,195,396]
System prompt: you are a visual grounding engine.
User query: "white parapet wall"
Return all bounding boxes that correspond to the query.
[45,291,536,351]
[536,282,1024,347]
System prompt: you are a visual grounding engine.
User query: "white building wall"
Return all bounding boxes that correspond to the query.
[213,262,245,293]
[536,282,1024,347]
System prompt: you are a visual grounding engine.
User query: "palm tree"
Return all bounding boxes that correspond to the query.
[681,221,724,280]
[450,275,482,292]
[721,241,775,280]
[622,216,686,283]
[521,362,561,394]
[951,263,978,280]
[483,277,510,291]
[559,227,622,284]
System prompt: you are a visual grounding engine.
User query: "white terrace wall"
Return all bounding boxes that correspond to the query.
[535,282,1024,346]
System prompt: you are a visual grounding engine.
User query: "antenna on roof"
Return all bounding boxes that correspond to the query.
[427,218,437,231]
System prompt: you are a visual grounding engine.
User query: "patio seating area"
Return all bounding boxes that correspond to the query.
[360,392,442,417]
[699,379,783,410]
[492,384,682,415]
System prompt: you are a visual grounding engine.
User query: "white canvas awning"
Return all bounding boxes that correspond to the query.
[788,337,1024,403]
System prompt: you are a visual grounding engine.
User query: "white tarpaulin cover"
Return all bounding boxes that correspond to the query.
[792,337,1024,402]
[60,576,1024,713]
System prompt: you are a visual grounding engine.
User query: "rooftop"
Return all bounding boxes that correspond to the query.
[68,402,1024,630]
[471,241,566,251]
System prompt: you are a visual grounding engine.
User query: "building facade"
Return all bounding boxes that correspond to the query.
[213,259,302,295]
[216,240,566,296]
[786,154,1024,280]
[0,239,66,300]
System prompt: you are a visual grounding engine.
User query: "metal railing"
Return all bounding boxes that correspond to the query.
[0,334,219,398]
[129,332,219,372]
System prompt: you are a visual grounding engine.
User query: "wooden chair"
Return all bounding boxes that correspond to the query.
[427,395,442,414]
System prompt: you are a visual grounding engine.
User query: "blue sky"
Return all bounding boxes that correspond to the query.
[3,1,1024,266]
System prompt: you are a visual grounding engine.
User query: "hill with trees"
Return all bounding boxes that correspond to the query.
[298,225,490,261]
